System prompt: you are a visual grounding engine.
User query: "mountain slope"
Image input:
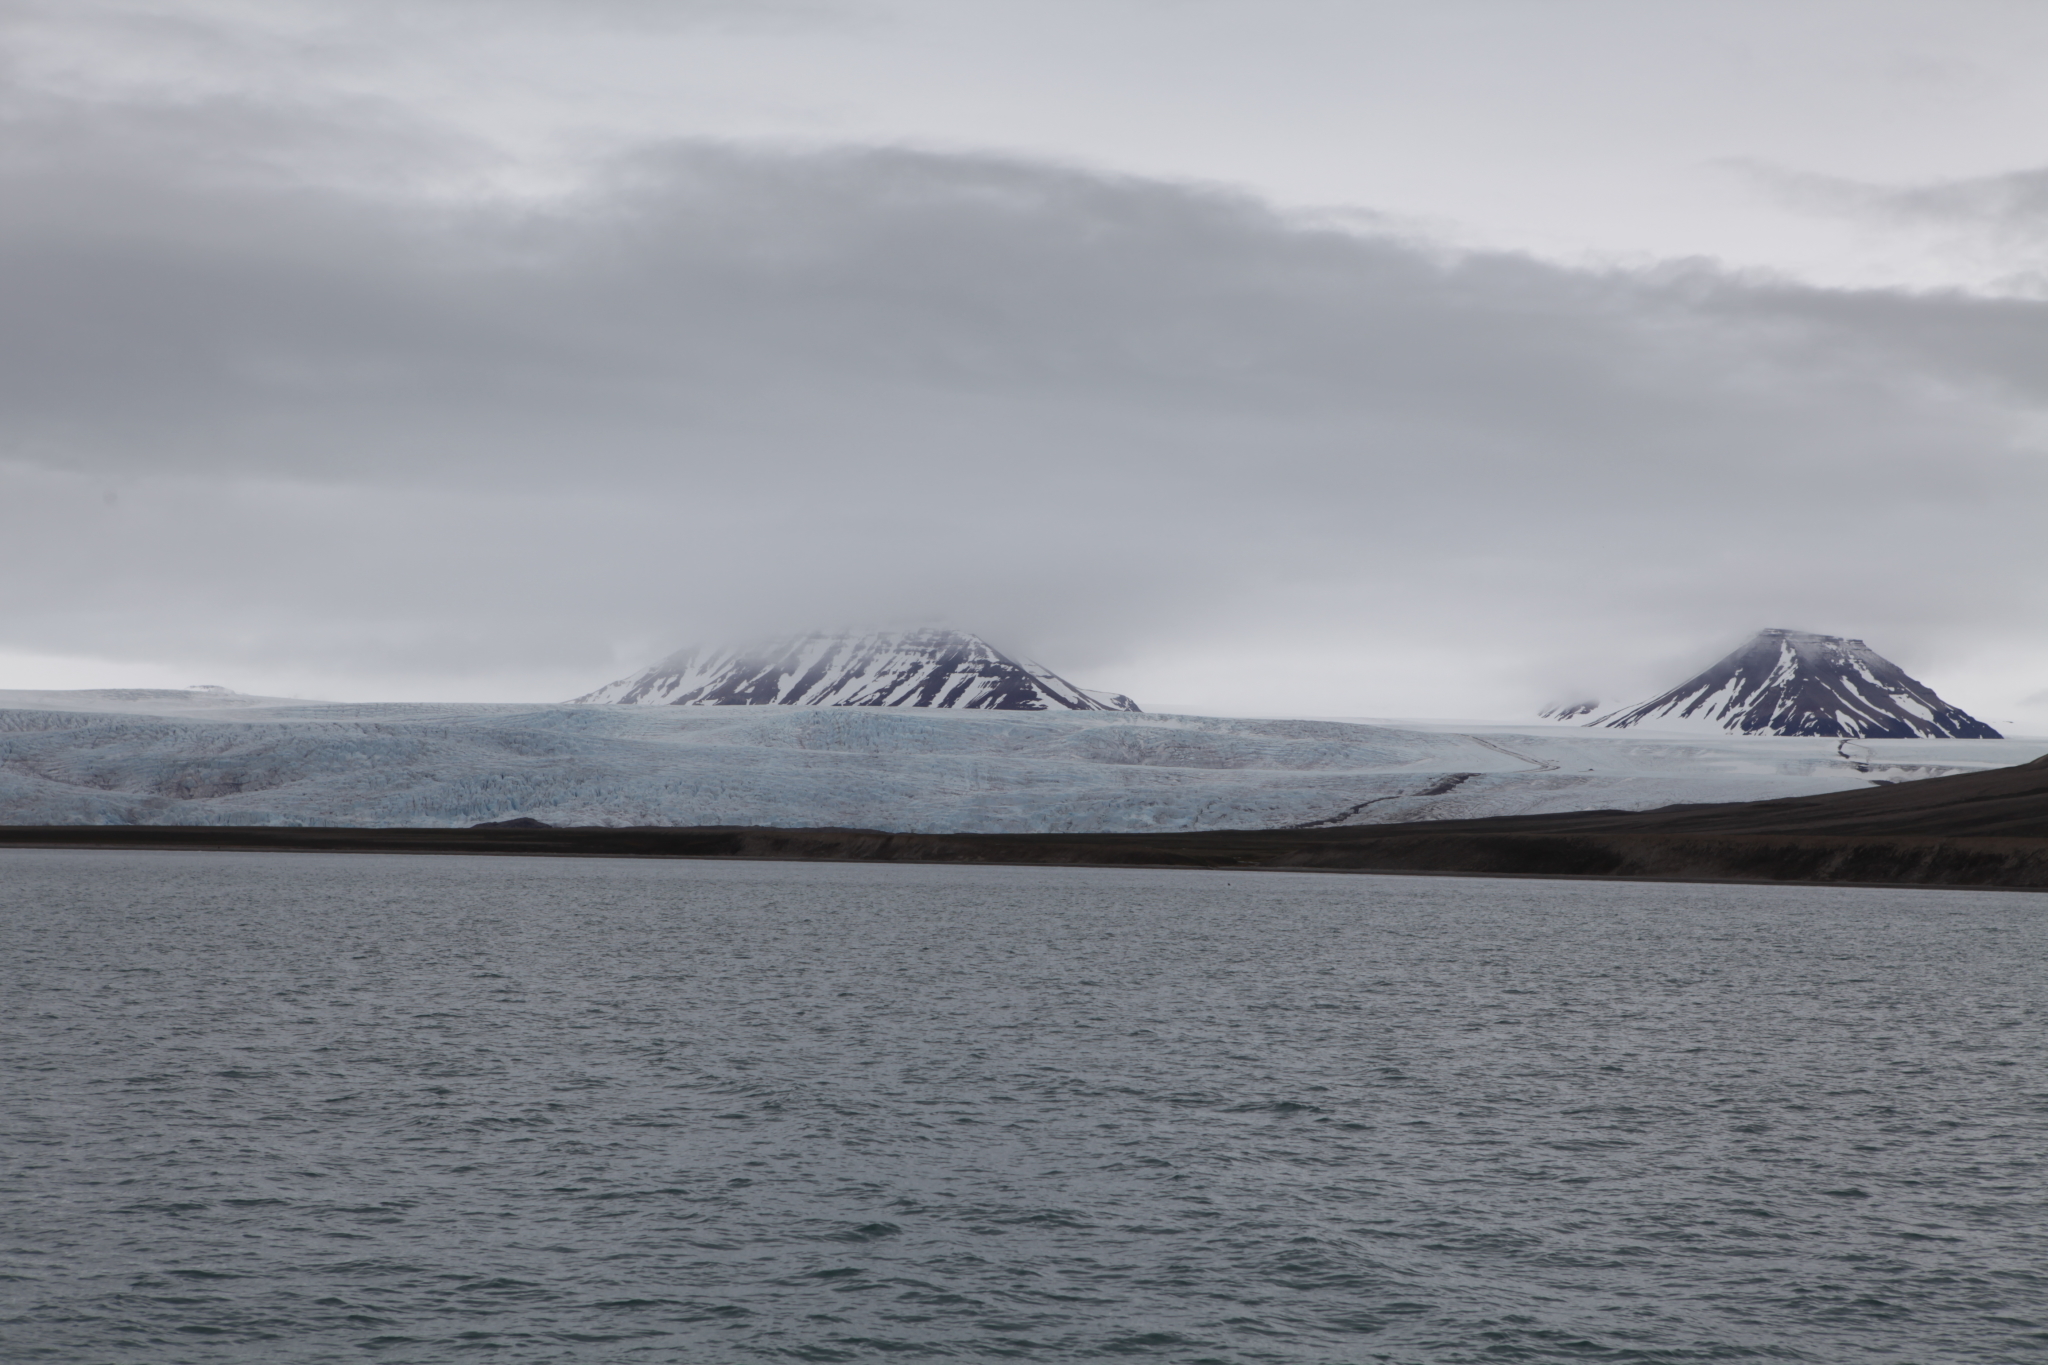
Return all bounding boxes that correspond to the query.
[573,629,1139,712]
[1592,629,2000,738]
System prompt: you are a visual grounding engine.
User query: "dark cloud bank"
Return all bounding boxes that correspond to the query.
[2,98,2045,714]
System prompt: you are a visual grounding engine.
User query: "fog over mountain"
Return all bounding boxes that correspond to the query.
[577,630,1140,712]
[3,2,2047,725]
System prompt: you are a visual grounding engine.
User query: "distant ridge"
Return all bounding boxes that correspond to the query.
[573,628,1140,712]
[1590,628,1999,738]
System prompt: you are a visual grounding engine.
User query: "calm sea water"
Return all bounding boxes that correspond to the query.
[2,851,2044,1364]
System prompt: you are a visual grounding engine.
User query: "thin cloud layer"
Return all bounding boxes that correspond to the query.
[1743,159,2048,295]
[2,95,2045,717]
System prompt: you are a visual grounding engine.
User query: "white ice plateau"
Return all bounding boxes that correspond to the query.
[3,687,2041,832]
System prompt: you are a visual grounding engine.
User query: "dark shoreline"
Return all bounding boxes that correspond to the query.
[5,822,2048,891]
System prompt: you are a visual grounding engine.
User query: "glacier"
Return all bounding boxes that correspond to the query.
[3,688,2043,832]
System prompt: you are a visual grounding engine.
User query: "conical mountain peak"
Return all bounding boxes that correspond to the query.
[1586,628,1998,738]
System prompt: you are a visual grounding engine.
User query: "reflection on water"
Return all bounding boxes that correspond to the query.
[3,850,2044,1362]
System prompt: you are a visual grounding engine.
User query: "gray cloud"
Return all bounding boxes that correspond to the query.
[1743,159,2048,295]
[2,94,2045,715]
[1883,168,2048,234]
[1754,161,2048,234]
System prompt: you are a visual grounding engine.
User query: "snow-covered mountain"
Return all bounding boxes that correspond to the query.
[1588,629,2001,738]
[573,628,1140,712]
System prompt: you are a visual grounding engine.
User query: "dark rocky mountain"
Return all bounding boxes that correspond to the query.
[1589,628,2000,738]
[573,628,1141,712]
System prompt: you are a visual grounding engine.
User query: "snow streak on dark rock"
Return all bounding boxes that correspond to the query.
[1593,629,2000,739]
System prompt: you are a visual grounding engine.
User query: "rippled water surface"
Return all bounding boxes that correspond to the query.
[3,851,2045,1363]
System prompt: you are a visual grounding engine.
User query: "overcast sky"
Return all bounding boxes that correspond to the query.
[4,0,2048,726]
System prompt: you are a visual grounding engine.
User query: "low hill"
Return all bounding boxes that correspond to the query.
[1399,752,2048,840]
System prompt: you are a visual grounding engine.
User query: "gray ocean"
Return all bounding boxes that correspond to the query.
[2,851,2044,1364]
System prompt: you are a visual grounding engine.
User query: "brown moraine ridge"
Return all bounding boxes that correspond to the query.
[5,754,2048,890]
